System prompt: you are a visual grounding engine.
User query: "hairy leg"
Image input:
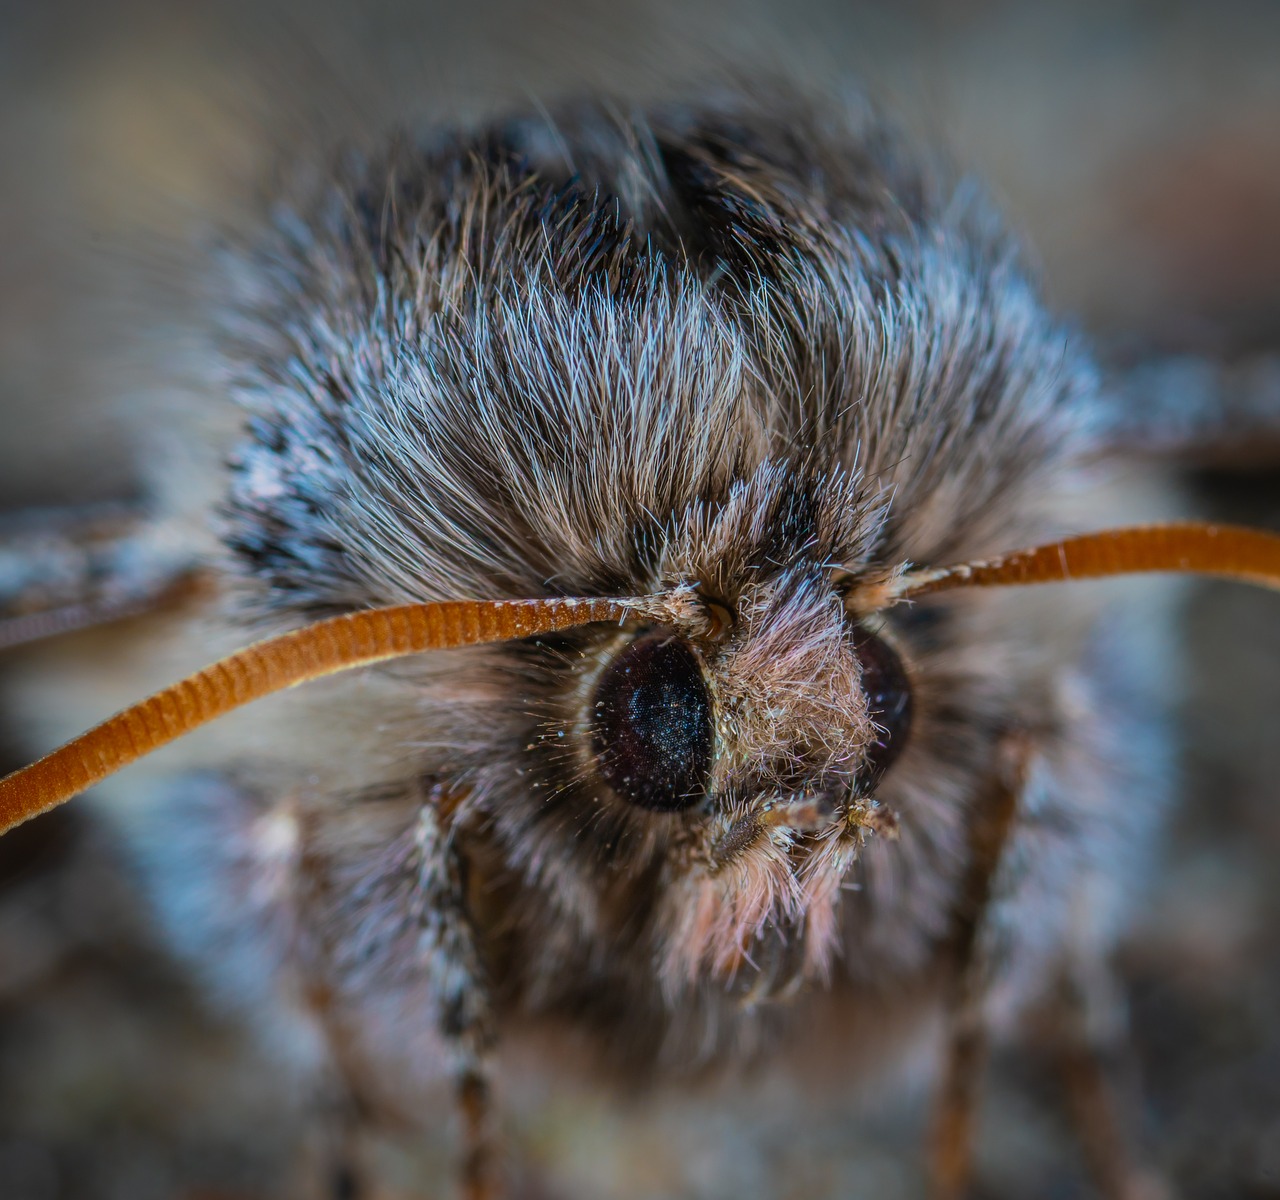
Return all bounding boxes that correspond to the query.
[928,734,1029,1200]
[1045,959,1170,1200]
[131,772,501,1199]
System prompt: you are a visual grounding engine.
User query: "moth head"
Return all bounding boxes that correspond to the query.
[567,567,914,996]
[584,592,910,817]
[3,95,1279,1041]
[203,96,1066,1013]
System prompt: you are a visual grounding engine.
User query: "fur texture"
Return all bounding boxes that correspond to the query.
[52,92,1177,1137]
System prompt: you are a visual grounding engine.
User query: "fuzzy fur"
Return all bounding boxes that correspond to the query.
[30,91,1178,1136]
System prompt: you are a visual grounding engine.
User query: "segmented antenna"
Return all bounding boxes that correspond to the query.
[0,597,626,835]
[892,522,1280,601]
[1,522,1277,837]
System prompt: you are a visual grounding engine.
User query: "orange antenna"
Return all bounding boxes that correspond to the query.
[4,522,1278,839]
[892,522,1280,601]
[0,597,628,836]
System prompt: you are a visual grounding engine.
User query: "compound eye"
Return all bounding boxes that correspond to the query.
[590,632,713,812]
[850,626,912,789]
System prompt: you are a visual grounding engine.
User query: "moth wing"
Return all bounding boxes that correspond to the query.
[1098,352,1280,467]
[0,502,201,651]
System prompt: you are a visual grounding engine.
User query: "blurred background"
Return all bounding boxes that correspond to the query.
[0,1,1277,1196]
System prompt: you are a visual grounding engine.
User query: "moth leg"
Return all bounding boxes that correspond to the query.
[1043,958,1171,1200]
[129,772,501,1199]
[415,786,502,1200]
[458,1068,501,1200]
[927,734,1030,1200]
[299,781,502,1200]
[0,501,200,649]
[292,1086,372,1200]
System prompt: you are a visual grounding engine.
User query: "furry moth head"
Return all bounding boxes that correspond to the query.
[218,94,1092,1014]
[3,92,1279,1084]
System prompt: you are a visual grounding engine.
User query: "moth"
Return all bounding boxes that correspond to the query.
[1,89,1278,1200]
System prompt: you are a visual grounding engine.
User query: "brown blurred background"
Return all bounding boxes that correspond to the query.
[0,2,1278,1197]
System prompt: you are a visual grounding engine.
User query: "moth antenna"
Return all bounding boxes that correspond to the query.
[888,522,1280,603]
[0,596,631,836]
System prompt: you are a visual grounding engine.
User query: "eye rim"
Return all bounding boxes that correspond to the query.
[846,620,913,791]
[588,627,715,814]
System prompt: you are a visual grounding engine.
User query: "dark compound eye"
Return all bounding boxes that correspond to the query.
[590,632,713,812]
[850,626,913,790]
